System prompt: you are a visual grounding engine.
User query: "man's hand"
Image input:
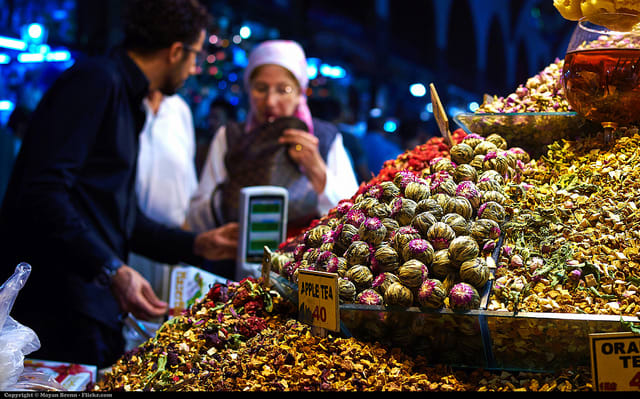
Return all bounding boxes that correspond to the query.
[193,222,239,260]
[110,265,168,320]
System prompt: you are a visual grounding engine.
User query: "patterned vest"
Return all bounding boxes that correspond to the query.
[220,116,337,231]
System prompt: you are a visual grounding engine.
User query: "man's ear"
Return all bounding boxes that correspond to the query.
[167,42,184,65]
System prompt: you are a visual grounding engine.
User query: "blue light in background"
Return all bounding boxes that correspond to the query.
[17,53,44,63]
[52,10,68,20]
[0,54,10,64]
[17,50,72,63]
[239,26,252,39]
[0,36,27,51]
[232,47,248,67]
[468,101,479,112]
[410,83,426,97]
[45,50,71,62]
[0,100,15,112]
[27,23,44,40]
[369,108,382,118]
[448,106,464,117]
[383,120,397,133]
[306,58,320,80]
[319,63,346,79]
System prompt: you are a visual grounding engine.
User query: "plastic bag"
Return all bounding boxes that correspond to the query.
[10,371,65,391]
[0,262,42,390]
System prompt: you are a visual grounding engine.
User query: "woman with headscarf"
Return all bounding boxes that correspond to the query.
[186,40,358,240]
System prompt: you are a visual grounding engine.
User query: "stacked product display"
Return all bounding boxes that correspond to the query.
[269,131,527,312]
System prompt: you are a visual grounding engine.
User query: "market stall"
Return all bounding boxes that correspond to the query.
[90,3,640,392]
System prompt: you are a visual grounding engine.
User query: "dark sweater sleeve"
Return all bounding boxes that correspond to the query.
[130,207,203,266]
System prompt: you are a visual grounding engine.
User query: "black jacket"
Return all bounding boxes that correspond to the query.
[0,49,200,336]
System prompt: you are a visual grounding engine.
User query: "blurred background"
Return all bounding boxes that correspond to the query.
[0,0,575,197]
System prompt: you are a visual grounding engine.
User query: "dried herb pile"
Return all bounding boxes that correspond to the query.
[492,129,640,316]
[95,278,592,392]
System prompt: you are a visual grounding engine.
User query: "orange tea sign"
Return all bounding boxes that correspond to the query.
[590,332,640,391]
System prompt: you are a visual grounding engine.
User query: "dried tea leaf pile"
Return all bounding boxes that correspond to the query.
[491,130,640,316]
[95,278,593,392]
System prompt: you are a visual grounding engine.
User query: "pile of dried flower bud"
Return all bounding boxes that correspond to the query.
[490,129,640,317]
[277,129,468,252]
[268,132,531,313]
[476,59,570,114]
[94,278,593,392]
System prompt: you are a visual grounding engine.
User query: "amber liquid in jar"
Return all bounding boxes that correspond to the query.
[563,48,640,126]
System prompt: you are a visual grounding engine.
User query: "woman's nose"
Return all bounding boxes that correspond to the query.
[264,91,279,107]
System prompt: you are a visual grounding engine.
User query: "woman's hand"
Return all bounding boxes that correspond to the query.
[278,128,327,193]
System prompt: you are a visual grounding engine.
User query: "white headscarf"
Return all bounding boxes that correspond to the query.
[243,40,314,134]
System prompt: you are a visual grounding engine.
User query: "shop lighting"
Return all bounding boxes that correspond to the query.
[307,64,318,80]
[426,102,433,113]
[239,26,251,39]
[0,36,27,51]
[319,63,346,79]
[17,53,44,63]
[468,101,479,112]
[410,83,426,97]
[306,58,320,80]
[45,50,71,62]
[27,23,44,40]
[0,54,10,64]
[17,50,71,63]
[448,106,464,117]
[52,10,67,20]
[383,120,397,133]
[0,100,15,112]
[232,47,248,67]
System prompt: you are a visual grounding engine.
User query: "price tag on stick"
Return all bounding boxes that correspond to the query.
[590,332,640,391]
[430,83,453,147]
[298,269,340,333]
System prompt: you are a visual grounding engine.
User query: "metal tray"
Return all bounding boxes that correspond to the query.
[453,112,600,157]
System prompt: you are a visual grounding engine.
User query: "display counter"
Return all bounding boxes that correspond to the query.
[269,272,635,373]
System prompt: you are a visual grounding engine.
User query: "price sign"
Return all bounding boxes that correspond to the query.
[297,269,339,332]
[590,332,640,391]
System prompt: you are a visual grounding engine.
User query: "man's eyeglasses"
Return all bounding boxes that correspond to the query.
[250,83,297,99]
[182,43,206,66]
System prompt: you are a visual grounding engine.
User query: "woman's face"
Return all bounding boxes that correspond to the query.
[249,64,301,124]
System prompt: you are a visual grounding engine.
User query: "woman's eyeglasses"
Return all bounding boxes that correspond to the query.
[250,83,297,99]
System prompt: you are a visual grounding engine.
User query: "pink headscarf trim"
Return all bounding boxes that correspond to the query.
[243,40,314,135]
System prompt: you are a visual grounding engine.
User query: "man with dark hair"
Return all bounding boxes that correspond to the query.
[0,0,238,368]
